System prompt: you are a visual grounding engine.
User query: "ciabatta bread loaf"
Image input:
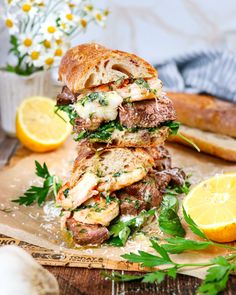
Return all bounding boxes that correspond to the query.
[168,92,236,138]
[169,125,236,162]
[59,43,157,92]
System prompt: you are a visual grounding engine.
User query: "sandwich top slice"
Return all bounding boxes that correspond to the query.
[57,43,177,147]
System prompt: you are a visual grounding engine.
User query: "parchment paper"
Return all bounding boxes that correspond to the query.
[0,137,236,279]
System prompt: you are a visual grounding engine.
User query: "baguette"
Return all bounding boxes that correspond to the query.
[169,125,236,162]
[59,43,157,92]
[168,92,236,138]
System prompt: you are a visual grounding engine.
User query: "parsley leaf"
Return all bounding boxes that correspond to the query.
[107,209,156,246]
[121,250,172,267]
[158,180,192,237]
[142,271,166,283]
[183,207,208,240]
[12,161,61,206]
[197,264,233,295]
[165,121,180,135]
[55,105,78,125]
[162,237,212,254]
[159,208,186,237]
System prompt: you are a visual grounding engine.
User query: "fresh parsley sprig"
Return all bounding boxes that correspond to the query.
[103,243,236,294]
[54,105,78,125]
[107,209,156,247]
[12,161,61,206]
[104,198,236,294]
[158,181,190,238]
[166,121,200,152]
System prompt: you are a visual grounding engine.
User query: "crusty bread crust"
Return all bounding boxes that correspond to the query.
[168,92,236,138]
[59,43,157,92]
[169,125,236,162]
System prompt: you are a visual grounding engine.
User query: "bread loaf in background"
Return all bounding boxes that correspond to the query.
[167,92,236,162]
[168,92,236,138]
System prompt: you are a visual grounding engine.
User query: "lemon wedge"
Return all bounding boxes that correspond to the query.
[183,173,236,243]
[16,96,72,152]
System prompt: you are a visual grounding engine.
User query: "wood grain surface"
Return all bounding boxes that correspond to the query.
[1,128,236,295]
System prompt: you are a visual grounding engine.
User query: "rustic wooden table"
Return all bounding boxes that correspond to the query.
[1,128,236,295]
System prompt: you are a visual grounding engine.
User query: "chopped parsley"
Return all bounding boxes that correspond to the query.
[134,78,157,94]
[80,92,109,107]
[54,105,78,125]
[75,120,124,142]
[63,188,69,198]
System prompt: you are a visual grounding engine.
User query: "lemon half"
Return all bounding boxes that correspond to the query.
[183,173,236,243]
[16,96,72,152]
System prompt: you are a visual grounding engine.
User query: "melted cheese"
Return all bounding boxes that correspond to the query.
[75,91,123,121]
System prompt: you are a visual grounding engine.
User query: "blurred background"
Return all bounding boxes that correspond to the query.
[1,0,236,66]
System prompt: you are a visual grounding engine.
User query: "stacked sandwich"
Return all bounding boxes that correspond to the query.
[56,43,185,246]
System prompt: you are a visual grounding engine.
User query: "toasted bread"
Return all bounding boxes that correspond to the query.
[168,92,236,138]
[59,43,157,92]
[169,125,236,162]
[57,147,155,210]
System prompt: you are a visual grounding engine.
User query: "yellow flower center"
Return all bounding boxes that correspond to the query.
[56,39,62,45]
[45,57,54,66]
[43,40,51,48]
[80,19,87,28]
[61,23,66,30]
[104,9,109,16]
[55,48,63,56]
[85,5,93,11]
[69,3,75,8]
[22,4,31,12]
[66,14,73,21]
[96,13,102,22]
[31,51,39,60]
[23,38,32,47]
[5,19,13,28]
[47,26,56,33]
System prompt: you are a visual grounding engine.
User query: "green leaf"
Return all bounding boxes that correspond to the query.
[35,161,50,178]
[161,194,179,211]
[159,208,186,237]
[122,250,173,267]
[162,237,212,254]
[12,162,61,206]
[107,209,156,246]
[198,265,231,295]
[142,271,166,283]
[119,226,131,246]
[165,121,180,135]
[55,105,78,125]
[177,133,200,152]
[150,239,172,262]
[167,267,177,279]
[210,256,230,267]
[101,271,143,282]
[182,207,208,240]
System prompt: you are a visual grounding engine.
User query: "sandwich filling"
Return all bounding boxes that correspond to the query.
[56,77,177,145]
[59,146,186,246]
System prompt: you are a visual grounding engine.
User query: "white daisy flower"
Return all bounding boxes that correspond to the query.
[93,10,106,27]
[25,45,44,67]
[18,34,41,54]
[3,13,19,34]
[20,2,38,17]
[40,19,63,40]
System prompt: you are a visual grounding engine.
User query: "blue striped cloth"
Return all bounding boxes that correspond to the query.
[156,49,236,102]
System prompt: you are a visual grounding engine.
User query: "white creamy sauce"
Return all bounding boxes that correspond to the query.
[74,91,123,121]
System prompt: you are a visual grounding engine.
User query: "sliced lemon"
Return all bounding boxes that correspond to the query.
[183,173,236,243]
[16,96,72,152]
